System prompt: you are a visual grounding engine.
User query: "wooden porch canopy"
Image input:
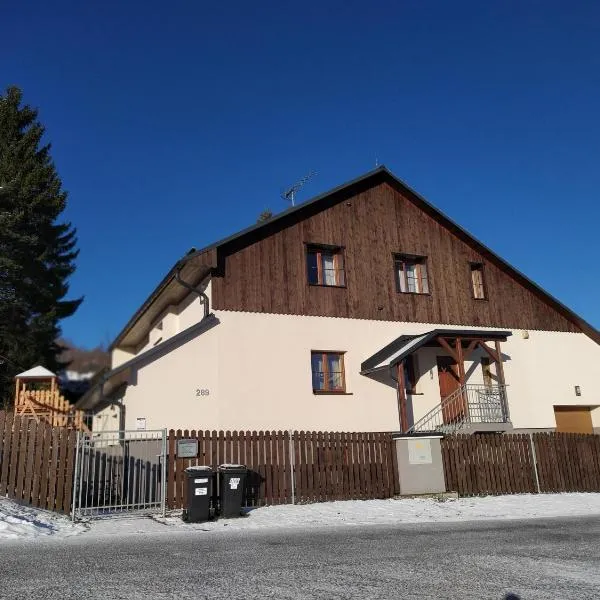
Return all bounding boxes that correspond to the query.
[360,328,512,432]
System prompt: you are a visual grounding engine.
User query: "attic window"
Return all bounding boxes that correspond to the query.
[470,263,487,300]
[394,254,429,294]
[306,245,346,287]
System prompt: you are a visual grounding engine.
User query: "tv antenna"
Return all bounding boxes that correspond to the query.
[281,170,317,207]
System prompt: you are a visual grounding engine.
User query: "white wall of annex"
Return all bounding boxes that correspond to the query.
[500,329,600,429]
[114,307,600,433]
[111,281,212,369]
[119,320,220,431]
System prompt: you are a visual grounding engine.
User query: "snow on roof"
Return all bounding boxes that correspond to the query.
[15,365,57,379]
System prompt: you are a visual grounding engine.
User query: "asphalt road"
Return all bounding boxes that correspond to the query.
[1,516,599,599]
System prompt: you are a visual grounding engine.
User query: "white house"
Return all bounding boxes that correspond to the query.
[78,167,600,435]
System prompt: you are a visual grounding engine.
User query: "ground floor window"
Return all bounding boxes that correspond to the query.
[311,351,346,393]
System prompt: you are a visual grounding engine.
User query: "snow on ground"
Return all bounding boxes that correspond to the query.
[3,492,600,542]
[0,498,85,541]
[93,492,600,538]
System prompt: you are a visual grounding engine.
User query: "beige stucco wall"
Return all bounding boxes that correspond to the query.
[177,280,211,331]
[109,306,600,433]
[112,347,135,369]
[111,281,212,369]
[120,318,220,431]
[92,403,121,433]
[500,329,600,429]
[215,312,401,432]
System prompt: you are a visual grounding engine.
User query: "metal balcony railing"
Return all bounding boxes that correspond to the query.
[407,384,509,435]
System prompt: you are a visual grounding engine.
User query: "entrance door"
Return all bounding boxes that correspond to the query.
[437,356,463,423]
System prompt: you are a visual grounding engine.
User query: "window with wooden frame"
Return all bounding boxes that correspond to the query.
[470,263,486,299]
[394,254,429,294]
[311,351,346,393]
[306,245,345,287]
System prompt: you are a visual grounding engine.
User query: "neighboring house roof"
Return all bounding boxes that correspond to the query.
[15,365,56,379]
[110,166,599,349]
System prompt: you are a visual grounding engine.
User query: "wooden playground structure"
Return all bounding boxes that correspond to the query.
[14,366,90,432]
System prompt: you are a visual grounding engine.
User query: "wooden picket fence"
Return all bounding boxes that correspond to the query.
[0,411,77,513]
[533,433,600,493]
[167,430,399,509]
[442,433,600,496]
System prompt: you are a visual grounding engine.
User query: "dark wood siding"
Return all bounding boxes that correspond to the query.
[211,182,579,332]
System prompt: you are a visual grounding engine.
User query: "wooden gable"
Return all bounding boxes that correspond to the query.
[209,177,586,335]
[111,167,598,350]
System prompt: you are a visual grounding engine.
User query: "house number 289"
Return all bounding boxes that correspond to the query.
[196,389,210,397]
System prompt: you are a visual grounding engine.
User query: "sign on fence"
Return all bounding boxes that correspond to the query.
[176,439,198,458]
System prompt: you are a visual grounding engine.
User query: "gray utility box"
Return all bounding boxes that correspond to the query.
[394,436,446,496]
[183,466,216,523]
[218,464,247,518]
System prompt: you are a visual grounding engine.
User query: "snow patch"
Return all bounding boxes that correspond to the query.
[149,492,600,535]
[0,499,85,541]
[5,492,600,542]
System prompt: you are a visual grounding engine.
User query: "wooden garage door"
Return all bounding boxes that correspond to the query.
[554,406,593,434]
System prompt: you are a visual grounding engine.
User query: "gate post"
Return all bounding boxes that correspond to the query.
[288,429,295,505]
[529,433,541,494]
[71,430,81,522]
[161,428,168,517]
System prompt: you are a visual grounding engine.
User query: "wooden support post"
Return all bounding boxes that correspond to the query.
[495,340,508,421]
[455,338,465,385]
[455,338,467,419]
[397,362,409,433]
[494,340,506,386]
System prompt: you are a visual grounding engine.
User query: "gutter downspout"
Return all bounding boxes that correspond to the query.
[174,256,210,319]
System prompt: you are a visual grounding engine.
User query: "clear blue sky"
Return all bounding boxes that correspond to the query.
[4,1,600,347]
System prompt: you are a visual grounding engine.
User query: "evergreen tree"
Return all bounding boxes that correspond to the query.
[0,86,82,406]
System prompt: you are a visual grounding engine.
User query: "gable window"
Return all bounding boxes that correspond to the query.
[470,263,486,299]
[394,254,429,294]
[306,245,345,287]
[311,351,346,393]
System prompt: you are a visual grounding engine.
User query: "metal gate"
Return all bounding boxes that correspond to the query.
[72,429,167,520]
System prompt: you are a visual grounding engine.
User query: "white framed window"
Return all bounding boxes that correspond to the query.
[306,245,346,287]
[395,254,430,294]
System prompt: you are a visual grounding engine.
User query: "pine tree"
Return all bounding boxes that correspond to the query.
[0,86,82,406]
